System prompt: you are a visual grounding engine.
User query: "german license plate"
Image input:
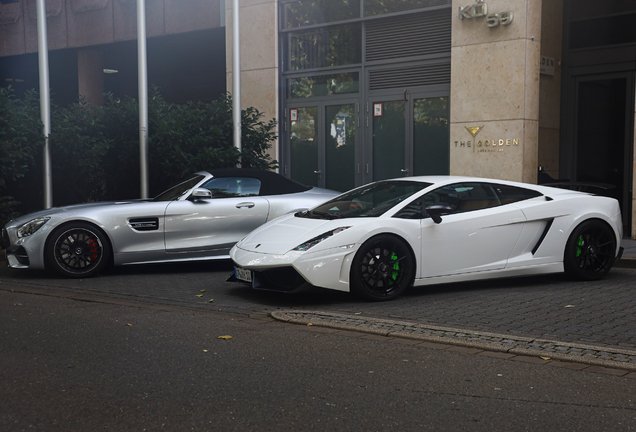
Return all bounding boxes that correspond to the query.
[235,266,252,283]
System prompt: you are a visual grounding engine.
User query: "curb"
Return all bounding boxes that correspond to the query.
[271,310,636,372]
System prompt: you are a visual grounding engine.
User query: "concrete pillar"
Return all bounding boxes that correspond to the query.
[225,0,279,163]
[449,0,541,183]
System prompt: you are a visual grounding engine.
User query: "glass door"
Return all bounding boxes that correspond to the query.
[370,98,407,181]
[366,92,449,182]
[288,105,319,187]
[286,100,359,192]
[412,95,449,176]
[324,102,358,192]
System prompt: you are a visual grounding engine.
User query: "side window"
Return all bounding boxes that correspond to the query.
[200,177,261,198]
[421,183,500,217]
[491,184,542,204]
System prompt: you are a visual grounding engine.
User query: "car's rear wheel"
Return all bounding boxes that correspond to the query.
[563,219,616,281]
[350,235,415,301]
[45,222,110,278]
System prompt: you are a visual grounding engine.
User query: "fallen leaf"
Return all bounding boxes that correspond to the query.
[14,303,22,306]
[307,323,313,326]
[195,294,203,297]
[200,290,206,293]
[565,305,575,308]
[218,335,233,340]
[208,299,214,303]
[203,350,208,352]
[540,356,551,360]
[126,324,132,326]
[355,312,362,315]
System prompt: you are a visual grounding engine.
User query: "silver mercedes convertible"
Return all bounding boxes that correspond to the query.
[2,169,337,278]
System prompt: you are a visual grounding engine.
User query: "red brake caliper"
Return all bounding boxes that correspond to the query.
[88,238,98,262]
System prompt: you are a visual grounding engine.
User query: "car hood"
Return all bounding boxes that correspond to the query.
[236,213,358,254]
[6,200,148,227]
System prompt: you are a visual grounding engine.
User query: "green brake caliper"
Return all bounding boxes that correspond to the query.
[576,235,584,257]
[390,252,400,283]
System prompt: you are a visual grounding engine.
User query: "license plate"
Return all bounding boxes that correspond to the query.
[235,266,252,283]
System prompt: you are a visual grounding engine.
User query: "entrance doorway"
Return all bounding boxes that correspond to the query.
[573,73,634,230]
[286,99,360,192]
[367,91,449,183]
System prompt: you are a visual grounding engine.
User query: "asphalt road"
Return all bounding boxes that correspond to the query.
[1,258,635,351]
[2,290,636,432]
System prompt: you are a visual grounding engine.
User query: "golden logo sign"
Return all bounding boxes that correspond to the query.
[454,125,520,152]
[465,126,484,139]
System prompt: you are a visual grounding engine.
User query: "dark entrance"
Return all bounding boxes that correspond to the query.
[574,74,634,230]
[561,0,636,235]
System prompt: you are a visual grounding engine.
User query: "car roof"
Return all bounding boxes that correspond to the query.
[201,168,312,196]
[376,175,576,196]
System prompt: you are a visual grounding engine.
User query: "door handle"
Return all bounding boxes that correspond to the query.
[314,170,322,175]
[401,169,409,175]
[236,202,255,209]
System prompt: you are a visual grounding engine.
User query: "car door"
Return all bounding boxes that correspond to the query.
[418,182,526,278]
[164,176,269,253]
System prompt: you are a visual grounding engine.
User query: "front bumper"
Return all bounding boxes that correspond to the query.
[228,266,310,293]
[2,225,48,270]
[230,244,360,293]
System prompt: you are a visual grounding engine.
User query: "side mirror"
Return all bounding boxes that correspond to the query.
[189,188,212,201]
[425,203,454,224]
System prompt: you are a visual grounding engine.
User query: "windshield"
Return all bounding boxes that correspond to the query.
[152,175,206,202]
[298,180,431,219]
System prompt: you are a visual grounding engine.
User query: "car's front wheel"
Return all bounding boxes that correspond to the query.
[563,219,616,281]
[350,235,415,301]
[45,222,110,278]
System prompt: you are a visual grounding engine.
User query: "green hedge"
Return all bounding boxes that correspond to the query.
[1,88,278,227]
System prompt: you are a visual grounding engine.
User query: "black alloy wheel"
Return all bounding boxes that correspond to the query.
[563,219,616,281]
[46,223,110,278]
[350,235,415,301]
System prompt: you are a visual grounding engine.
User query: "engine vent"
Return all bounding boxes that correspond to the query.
[128,218,159,231]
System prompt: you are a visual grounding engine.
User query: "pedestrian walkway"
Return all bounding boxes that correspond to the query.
[272,310,636,372]
[622,237,636,259]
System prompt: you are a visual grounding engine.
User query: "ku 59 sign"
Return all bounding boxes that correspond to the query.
[459,0,514,28]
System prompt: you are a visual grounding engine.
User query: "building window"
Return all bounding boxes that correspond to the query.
[288,72,359,98]
[363,0,450,17]
[283,0,361,28]
[286,23,362,71]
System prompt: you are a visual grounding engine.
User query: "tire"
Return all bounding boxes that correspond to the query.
[45,222,110,278]
[563,219,616,281]
[350,235,415,301]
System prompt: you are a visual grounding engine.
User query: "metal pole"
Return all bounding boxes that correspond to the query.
[137,0,149,198]
[36,0,52,208]
[232,0,241,163]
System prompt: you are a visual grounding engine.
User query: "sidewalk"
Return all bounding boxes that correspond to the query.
[621,237,636,260]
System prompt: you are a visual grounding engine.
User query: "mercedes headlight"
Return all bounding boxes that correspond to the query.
[292,227,351,252]
[17,217,50,238]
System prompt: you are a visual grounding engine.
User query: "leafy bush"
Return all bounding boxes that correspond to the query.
[0,88,43,225]
[2,89,278,226]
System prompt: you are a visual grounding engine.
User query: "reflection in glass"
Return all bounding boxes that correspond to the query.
[325,104,355,192]
[364,0,449,16]
[287,23,362,71]
[284,0,361,28]
[289,73,359,98]
[413,97,449,176]
[373,100,405,181]
[290,107,319,187]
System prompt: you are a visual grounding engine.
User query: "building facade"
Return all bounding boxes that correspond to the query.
[227,0,636,238]
[0,0,634,237]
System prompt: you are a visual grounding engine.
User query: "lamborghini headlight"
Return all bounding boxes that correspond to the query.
[292,227,351,252]
[17,217,50,238]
